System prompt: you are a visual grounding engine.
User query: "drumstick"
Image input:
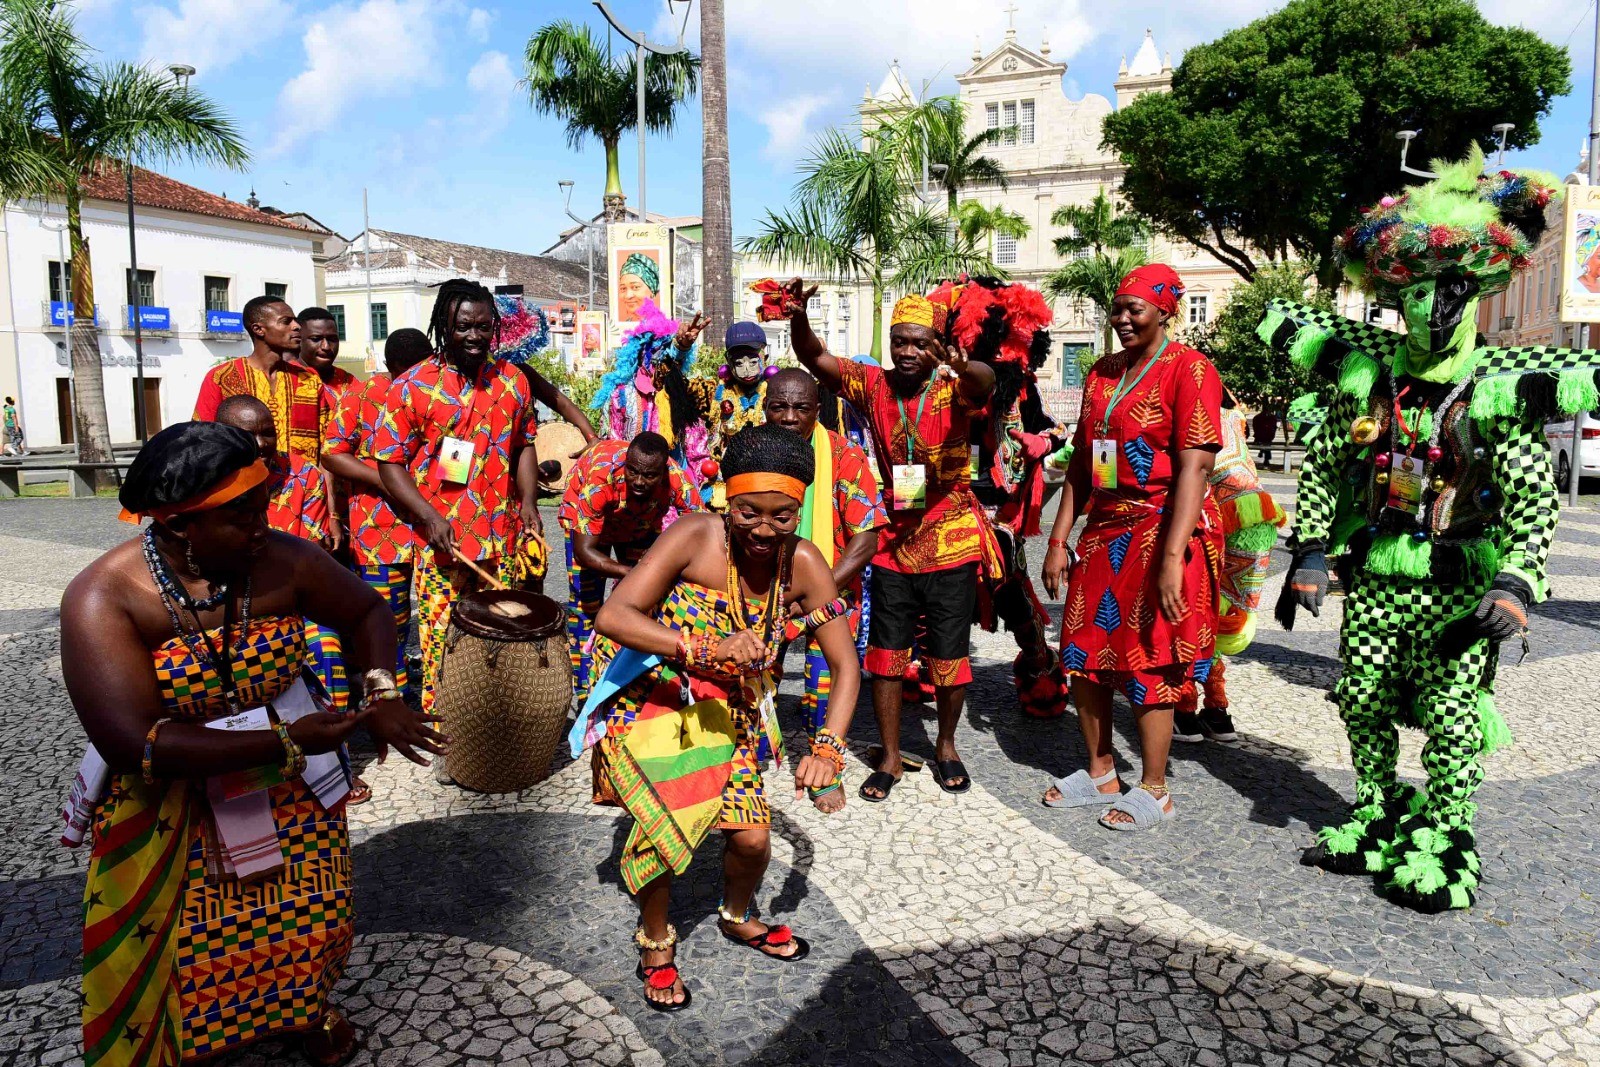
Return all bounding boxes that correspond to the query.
[451,547,508,592]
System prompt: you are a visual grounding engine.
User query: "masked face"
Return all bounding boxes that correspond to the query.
[1401,270,1480,365]
[729,347,765,384]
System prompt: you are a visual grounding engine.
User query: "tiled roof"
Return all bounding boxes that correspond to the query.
[327,229,601,307]
[78,161,319,233]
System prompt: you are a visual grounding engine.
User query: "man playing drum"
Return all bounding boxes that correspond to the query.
[373,279,541,720]
[559,431,699,702]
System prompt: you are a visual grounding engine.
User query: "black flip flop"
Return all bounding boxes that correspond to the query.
[858,770,899,802]
[934,759,972,794]
[636,963,693,1012]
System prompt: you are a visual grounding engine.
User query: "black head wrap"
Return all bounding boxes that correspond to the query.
[721,421,815,487]
[120,421,260,517]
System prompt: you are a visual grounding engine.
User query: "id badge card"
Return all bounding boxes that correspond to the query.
[1387,452,1425,515]
[206,706,286,798]
[1091,438,1118,490]
[891,463,928,510]
[437,435,477,485]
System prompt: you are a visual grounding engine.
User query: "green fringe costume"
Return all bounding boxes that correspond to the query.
[1262,149,1594,913]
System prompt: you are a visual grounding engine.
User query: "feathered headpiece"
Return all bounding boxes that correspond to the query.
[1341,145,1560,301]
[493,296,551,365]
[748,279,804,322]
[589,299,693,412]
[950,278,1053,369]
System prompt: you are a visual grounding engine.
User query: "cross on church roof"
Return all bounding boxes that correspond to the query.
[1004,1,1019,37]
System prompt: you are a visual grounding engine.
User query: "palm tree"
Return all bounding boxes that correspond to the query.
[953,201,1028,252]
[1043,190,1150,357]
[699,0,734,345]
[0,0,248,465]
[525,20,699,222]
[890,95,1011,215]
[740,128,997,358]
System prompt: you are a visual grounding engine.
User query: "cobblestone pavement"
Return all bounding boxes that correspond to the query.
[2,490,1599,1066]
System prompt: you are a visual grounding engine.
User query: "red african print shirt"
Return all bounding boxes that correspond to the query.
[318,366,360,436]
[193,357,323,463]
[558,439,698,545]
[823,429,888,594]
[371,355,536,562]
[325,372,417,567]
[1060,341,1224,680]
[265,453,329,543]
[834,358,990,574]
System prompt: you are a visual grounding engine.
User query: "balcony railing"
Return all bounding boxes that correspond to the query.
[119,305,173,335]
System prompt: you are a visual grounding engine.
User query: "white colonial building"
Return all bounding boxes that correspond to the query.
[0,164,329,447]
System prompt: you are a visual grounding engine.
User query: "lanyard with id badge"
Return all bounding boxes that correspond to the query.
[891,382,935,510]
[1093,340,1168,490]
[428,367,489,488]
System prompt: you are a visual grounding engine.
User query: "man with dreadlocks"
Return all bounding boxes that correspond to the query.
[373,278,541,721]
[787,277,1001,801]
[1262,149,1586,911]
[946,277,1072,719]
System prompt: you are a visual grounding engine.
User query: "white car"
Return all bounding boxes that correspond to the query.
[1545,411,1600,492]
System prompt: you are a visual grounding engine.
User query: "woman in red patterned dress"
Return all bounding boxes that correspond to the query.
[1039,264,1224,830]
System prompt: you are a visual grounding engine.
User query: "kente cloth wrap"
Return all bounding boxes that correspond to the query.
[355,562,412,692]
[193,358,324,463]
[561,442,698,546]
[833,358,1003,578]
[1212,409,1287,620]
[264,454,329,544]
[593,581,783,894]
[325,373,418,567]
[81,616,351,1067]
[370,355,538,563]
[1059,342,1224,692]
[1115,264,1186,318]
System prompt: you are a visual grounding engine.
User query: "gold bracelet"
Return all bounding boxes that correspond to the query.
[273,721,307,778]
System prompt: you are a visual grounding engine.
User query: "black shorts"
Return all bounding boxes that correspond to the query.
[865,562,979,686]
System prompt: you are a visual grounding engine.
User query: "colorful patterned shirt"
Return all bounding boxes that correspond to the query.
[371,355,537,562]
[822,428,888,574]
[834,358,990,573]
[264,453,329,543]
[325,372,417,566]
[193,356,324,462]
[318,366,361,437]
[559,439,698,545]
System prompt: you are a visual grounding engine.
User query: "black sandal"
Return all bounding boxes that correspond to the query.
[858,770,899,802]
[718,913,811,963]
[934,759,972,794]
[634,925,692,1013]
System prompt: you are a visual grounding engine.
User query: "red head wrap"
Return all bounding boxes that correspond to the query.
[1114,264,1185,318]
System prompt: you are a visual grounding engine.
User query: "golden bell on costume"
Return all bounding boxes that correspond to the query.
[1349,416,1381,445]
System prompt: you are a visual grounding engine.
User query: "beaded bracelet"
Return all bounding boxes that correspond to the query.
[798,597,850,633]
[806,781,843,800]
[141,718,174,784]
[813,727,847,759]
[272,721,307,779]
[809,742,846,776]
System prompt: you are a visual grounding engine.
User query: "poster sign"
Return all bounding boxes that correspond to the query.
[1560,184,1600,323]
[576,310,608,375]
[206,309,245,334]
[607,223,672,330]
[541,301,579,333]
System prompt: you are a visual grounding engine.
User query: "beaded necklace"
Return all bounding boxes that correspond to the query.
[142,526,253,711]
[723,523,788,671]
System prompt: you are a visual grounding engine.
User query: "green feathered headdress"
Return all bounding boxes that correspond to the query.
[1340,146,1560,302]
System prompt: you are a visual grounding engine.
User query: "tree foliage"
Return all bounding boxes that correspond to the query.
[891,95,1011,213]
[524,20,699,206]
[1042,191,1149,356]
[1103,0,1571,292]
[1188,263,1334,405]
[0,0,248,462]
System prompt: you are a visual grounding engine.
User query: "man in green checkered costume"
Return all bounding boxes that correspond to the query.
[1261,149,1596,912]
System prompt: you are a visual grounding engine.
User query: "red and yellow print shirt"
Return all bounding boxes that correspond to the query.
[325,372,417,566]
[558,439,698,545]
[193,356,324,463]
[265,453,329,543]
[371,355,536,562]
[318,366,361,437]
[824,429,888,580]
[834,358,989,574]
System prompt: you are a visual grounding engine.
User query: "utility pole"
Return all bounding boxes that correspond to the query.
[1575,8,1600,510]
[593,1,690,220]
[363,188,375,366]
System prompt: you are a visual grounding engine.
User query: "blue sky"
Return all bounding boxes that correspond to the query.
[74,0,1596,255]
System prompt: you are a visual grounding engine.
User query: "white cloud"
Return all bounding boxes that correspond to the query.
[272,0,442,154]
[757,93,832,163]
[136,0,291,77]
[466,50,517,130]
[466,6,493,44]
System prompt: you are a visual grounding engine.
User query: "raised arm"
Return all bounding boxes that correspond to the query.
[520,365,599,444]
[784,278,842,390]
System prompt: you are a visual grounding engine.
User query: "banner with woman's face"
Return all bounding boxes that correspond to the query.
[607,223,672,329]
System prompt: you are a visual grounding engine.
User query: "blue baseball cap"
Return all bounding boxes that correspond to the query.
[724,321,767,351]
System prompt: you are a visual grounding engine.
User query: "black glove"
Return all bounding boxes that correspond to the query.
[1469,574,1532,644]
[1275,546,1328,631]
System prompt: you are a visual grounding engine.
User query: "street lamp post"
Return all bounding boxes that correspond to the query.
[558,180,596,309]
[591,1,690,219]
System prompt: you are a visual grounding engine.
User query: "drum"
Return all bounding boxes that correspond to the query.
[435,589,571,793]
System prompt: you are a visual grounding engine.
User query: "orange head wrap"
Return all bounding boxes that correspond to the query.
[118,459,270,525]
